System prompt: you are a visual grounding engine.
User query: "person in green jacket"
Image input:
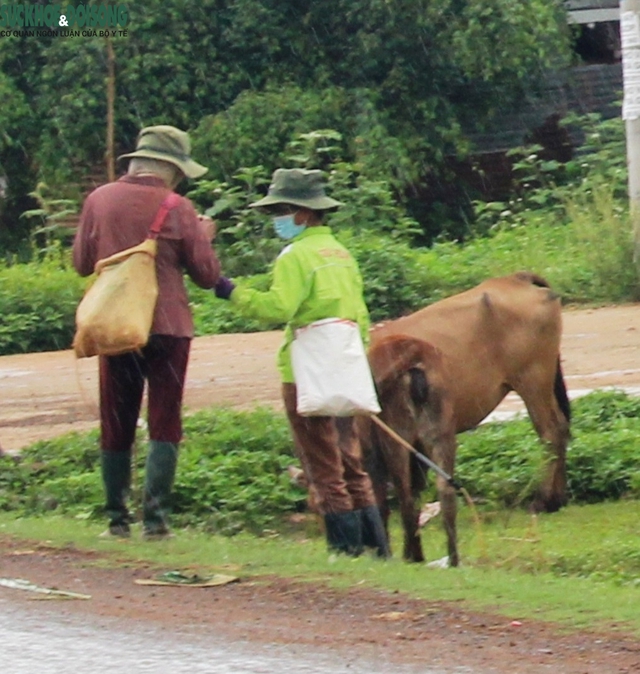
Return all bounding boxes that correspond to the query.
[214,168,389,558]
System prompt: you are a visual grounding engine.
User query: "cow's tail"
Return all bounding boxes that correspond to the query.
[369,334,439,396]
[554,358,571,423]
[368,335,436,495]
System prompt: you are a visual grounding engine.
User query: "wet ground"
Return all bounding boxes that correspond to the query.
[1,596,435,674]
[1,539,639,674]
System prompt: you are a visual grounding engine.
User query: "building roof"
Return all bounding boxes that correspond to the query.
[565,0,618,9]
[565,0,619,24]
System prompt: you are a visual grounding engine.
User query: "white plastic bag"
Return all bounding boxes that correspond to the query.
[291,318,381,416]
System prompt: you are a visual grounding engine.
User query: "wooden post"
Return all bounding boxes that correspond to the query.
[105,37,116,182]
[621,0,640,269]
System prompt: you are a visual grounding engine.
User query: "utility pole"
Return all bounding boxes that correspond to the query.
[621,0,640,269]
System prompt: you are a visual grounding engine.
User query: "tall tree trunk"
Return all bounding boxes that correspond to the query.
[106,37,116,182]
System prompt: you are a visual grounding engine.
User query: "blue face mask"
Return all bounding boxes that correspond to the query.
[273,214,306,240]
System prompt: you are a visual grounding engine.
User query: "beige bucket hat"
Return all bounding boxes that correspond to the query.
[118,125,207,179]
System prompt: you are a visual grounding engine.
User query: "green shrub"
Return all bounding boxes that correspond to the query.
[3,114,639,353]
[190,275,276,336]
[0,253,85,354]
[0,408,302,534]
[187,165,282,278]
[188,129,422,277]
[339,231,428,321]
[191,233,433,330]
[457,391,640,506]
[175,407,299,534]
[2,193,638,354]
[191,86,354,183]
[0,429,101,513]
[2,391,639,534]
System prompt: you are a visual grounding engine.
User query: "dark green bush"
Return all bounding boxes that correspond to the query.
[0,429,101,513]
[0,408,302,534]
[456,391,640,506]
[339,231,428,322]
[0,236,431,353]
[190,275,276,336]
[175,407,299,534]
[0,255,85,354]
[2,392,639,534]
[191,86,355,183]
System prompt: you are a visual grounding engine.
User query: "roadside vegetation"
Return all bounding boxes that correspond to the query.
[1,390,639,633]
[1,390,639,576]
[0,1,621,355]
[0,114,636,355]
[0,0,571,248]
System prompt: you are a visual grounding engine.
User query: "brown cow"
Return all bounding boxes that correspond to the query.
[359,272,571,566]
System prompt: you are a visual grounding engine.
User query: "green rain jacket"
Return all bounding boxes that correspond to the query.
[230,226,370,383]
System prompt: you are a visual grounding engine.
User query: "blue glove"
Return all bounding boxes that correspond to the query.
[214,276,235,300]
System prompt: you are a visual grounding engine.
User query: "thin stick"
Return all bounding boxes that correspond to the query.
[369,414,459,487]
[369,414,486,558]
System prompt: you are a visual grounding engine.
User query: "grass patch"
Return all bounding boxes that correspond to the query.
[3,391,640,530]
[1,499,639,635]
[2,391,639,634]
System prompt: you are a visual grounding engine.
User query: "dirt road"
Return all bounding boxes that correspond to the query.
[2,305,640,452]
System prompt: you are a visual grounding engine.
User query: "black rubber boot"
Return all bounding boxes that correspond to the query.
[101,450,131,537]
[143,441,178,538]
[359,505,391,558]
[323,510,363,557]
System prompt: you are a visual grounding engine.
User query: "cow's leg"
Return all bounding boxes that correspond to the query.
[430,432,459,567]
[514,383,570,512]
[379,431,424,563]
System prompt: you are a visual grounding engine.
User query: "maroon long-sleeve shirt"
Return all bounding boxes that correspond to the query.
[73,174,220,338]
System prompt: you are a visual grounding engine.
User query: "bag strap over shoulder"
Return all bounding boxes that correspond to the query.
[148,192,182,240]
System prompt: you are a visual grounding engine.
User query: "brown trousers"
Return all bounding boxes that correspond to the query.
[99,335,190,452]
[282,383,376,515]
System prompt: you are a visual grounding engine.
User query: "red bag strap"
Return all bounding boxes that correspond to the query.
[148,192,182,240]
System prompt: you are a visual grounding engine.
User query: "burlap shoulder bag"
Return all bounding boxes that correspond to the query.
[73,193,181,358]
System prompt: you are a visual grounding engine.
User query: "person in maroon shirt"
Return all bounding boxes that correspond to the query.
[73,125,220,539]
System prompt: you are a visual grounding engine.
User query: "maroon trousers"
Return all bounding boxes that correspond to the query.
[282,383,376,515]
[99,335,190,452]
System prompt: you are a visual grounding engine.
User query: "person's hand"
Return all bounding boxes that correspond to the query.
[214,276,235,300]
[197,214,217,241]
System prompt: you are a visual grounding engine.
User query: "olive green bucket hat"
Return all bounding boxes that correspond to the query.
[250,169,343,211]
[118,125,207,179]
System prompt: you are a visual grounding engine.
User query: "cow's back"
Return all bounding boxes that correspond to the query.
[371,273,562,430]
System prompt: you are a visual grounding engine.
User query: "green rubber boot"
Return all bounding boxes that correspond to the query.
[323,510,363,557]
[101,450,131,538]
[359,505,391,558]
[143,441,179,538]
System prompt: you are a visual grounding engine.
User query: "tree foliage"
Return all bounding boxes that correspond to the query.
[0,0,571,248]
